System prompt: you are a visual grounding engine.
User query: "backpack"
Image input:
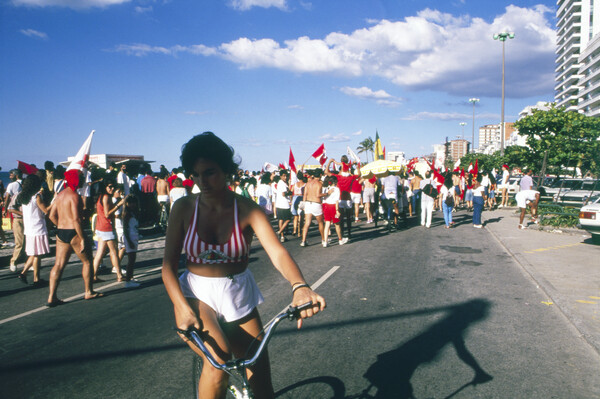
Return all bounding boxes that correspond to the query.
[422,183,438,198]
[445,194,455,207]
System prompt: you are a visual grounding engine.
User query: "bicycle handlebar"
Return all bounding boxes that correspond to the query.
[175,301,314,371]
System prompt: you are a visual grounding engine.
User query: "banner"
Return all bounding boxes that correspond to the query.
[374,131,383,160]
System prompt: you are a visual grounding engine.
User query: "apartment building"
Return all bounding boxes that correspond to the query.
[555,0,600,115]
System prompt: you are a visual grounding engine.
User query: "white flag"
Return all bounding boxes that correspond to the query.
[346,146,361,164]
[262,162,278,173]
[67,130,95,172]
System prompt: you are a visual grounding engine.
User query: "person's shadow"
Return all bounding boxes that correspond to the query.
[362,299,493,398]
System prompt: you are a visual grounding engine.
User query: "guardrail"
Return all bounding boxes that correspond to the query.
[537,203,580,228]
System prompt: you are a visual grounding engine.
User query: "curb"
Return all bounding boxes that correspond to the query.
[484,213,600,355]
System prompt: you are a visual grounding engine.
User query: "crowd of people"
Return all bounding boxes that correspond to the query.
[1,132,545,396]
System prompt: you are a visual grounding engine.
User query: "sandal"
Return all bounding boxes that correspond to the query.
[518,224,526,230]
[85,292,105,300]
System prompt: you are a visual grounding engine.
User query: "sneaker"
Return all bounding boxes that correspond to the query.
[322,241,328,248]
[9,263,17,272]
[339,237,349,245]
[474,224,483,229]
[355,218,360,223]
[300,241,306,247]
[124,280,141,288]
[112,267,127,275]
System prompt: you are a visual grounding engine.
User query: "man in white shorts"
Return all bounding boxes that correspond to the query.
[300,169,325,247]
[515,189,540,229]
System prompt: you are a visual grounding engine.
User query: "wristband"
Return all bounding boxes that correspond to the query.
[292,283,310,294]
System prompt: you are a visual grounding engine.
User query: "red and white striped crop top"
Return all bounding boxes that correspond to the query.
[183,198,249,264]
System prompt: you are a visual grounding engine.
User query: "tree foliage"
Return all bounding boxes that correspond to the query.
[513,104,600,176]
[357,137,375,163]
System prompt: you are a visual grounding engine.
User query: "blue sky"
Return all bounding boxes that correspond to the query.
[1,0,557,172]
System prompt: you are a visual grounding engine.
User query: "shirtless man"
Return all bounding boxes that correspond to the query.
[47,169,102,307]
[300,169,325,247]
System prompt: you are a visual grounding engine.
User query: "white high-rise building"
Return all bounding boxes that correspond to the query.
[555,0,600,116]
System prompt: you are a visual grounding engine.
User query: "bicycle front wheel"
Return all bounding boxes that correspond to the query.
[192,354,243,399]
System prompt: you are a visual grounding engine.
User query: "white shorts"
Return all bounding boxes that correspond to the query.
[338,199,352,209]
[351,192,361,204]
[116,226,125,250]
[363,188,375,203]
[304,201,323,216]
[179,269,264,322]
[516,190,538,209]
[95,230,116,241]
[158,195,169,204]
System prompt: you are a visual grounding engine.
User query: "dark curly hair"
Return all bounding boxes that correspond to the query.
[180,132,240,177]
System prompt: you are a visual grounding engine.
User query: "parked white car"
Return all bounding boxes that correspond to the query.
[579,194,600,244]
[556,179,600,205]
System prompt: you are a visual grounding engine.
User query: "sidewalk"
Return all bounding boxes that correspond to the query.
[483,207,600,354]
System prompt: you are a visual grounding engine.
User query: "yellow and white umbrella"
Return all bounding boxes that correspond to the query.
[360,159,404,178]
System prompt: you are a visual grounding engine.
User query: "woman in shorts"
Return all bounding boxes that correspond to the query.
[322,176,347,247]
[13,174,50,286]
[162,132,325,398]
[92,178,125,282]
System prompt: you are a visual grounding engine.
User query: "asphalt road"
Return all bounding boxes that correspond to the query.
[1,211,599,399]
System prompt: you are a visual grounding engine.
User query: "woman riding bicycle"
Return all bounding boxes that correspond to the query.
[162,132,326,398]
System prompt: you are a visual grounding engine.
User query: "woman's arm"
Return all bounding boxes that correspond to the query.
[36,193,49,214]
[162,197,201,331]
[246,203,326,328]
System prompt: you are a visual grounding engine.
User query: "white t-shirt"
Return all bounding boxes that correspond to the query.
[117,171,130,196]
[502,170,510,185]
[256,184,273,214]
[323,186,340,204]
[275,180,290,209]
[473,186,485,197]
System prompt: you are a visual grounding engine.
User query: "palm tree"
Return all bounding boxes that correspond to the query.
[357,137,375,163]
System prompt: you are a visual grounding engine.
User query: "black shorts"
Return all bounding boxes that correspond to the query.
[276,208,292,221]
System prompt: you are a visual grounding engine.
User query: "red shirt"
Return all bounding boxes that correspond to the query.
[334,174,356,201]
[350,178,362,194]
[167,174,178,189]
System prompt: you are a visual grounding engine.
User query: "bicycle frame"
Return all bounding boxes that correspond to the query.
[176,302,313,399]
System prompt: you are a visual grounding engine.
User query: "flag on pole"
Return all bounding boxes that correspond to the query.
[67,130,95,172]
[262,162,278,173]
[312,143,327,166]
[278,163,286,170]
[289,148,297,173]
[467,163,473,173]
[406,158,418,173]
[425,158,445,190]
[453,158,461,172]
[473,159,478,176]
[346,146,360,164]
[374,131,383,160]
[17,161,39,176]
[383,146,386,161]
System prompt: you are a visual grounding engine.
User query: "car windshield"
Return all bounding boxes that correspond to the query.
[590,194,600,204]
[551,180,583,189]
[580,180,600,191]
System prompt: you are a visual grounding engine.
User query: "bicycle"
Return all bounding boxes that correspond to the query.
[176,301,314,399]
[158,201,169,232]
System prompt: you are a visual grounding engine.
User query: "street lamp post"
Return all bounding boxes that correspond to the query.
[468,98,479,153]
[493,31,514,156]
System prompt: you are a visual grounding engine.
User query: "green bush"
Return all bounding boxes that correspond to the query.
[538,205,579,228]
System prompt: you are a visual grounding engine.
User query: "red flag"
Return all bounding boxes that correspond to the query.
[312,143,325,159]
[278,163,285,170]
[17,161,38,176]
[319,156,328,166]
[473,159,478,176]
[383,146,386,160]
[289,148,297,173]
[406,157,418,173]
[467,163,473,173]
[424,158,445,189]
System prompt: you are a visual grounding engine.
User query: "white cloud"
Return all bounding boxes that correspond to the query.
[134,5,152,14]
[111,43,217,57]
[229,0,287,11]
[340,86,402,107]
[114,5,556,98]
[19,28,48,40]
[402,111,470,121]
[352,130,362,136]
[321,133,350,143]
[287,104,304,110]
[12,0,131,9]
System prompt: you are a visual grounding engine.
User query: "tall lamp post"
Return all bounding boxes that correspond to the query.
[468,98,479,153]
[493,31,514,156]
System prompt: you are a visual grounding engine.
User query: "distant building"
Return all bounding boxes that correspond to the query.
[386,151,406,164]
[62,154,152,169]
[449,139,470,161]
[477,123,514,153]
[509,101,553,148]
